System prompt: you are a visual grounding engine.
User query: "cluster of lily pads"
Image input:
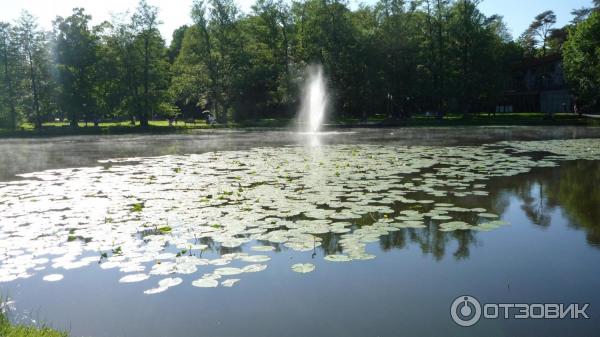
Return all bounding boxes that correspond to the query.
[0,138,598,292]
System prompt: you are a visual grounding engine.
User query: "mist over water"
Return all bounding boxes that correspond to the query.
[298,65,328,133]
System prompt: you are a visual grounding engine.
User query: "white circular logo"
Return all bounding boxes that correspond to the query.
[451,295,482,327]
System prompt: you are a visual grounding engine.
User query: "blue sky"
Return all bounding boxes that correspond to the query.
[0,0,594,43]
[478,0,593,38]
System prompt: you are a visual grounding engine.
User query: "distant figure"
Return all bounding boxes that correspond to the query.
[203,110,216,125]
[207,114,216,125]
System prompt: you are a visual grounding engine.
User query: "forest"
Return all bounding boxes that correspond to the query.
[0,0,599,129]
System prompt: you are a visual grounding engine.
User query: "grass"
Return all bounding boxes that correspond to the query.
[401,112,600,127]
[342,112,600,127]
[1,112,598,138]
[0,311,67,337]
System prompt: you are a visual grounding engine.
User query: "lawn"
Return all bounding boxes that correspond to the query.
[1,112,598,138]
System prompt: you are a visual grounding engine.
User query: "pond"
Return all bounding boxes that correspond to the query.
[1,126,600,337]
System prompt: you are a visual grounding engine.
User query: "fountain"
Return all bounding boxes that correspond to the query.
[298,65,328,133]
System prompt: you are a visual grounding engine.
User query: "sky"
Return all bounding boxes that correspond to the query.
[0,0,594,43]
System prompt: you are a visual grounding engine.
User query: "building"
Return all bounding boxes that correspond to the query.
[501,54,572,114]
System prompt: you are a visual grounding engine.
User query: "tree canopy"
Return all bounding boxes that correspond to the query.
[0,0,597,129]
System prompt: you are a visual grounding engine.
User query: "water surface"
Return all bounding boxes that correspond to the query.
[1,127,600,337]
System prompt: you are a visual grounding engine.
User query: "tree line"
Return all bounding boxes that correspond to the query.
[0,0,599,130]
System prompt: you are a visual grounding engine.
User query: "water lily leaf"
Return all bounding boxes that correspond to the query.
[192,278,219,288]
[158,277,182,288]
[478,213,499,218]
[291,263,315,273]
[42,274,63,282]
[250,245,275,252]
[242,264,267,273]
[221,279,240,287]
[143,286,167,295]
[324,255,351,262]
[240,255,271,263]
[119,273,149,283]
[214,267,243,276]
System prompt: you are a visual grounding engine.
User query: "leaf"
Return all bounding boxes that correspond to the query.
[291,263,315,273]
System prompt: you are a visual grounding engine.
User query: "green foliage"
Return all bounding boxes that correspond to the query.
[54,8,99,127]
[0,0,596,125]
[0,23,19,130]
[563,11,600,112]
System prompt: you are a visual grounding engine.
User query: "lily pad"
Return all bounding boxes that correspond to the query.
[42,274,64,282]
[291,263,316,273]
[119,273,149,283]
[324,255,351,262]
[192,278,219,288]
[221,279,240,287]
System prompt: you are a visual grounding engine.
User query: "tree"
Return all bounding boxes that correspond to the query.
[16,11,47,129]
[96,17,141,123]
[525,10,557,56]
[168,25,188,63]
[171,0,218,120]
[570,1,600,24]
[54,8,99,127]
[132,0,166,127]
[563,11,600,112]
[0,22,19,129]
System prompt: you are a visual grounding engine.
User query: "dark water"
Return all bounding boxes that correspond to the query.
[1,127,600,337]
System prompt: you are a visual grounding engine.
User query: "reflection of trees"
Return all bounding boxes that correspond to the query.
[376,222,478,261]
[194,160,600,260]
[484,166,558,227]
[546,161,600,246]
[485,160,600,247]
[348,160,599,259]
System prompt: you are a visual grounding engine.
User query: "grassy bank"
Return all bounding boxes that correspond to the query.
[1,112,598,138]
[0,312,66,337]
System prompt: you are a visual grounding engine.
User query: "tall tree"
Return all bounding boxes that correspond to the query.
[563,11,600,112]
[0,23,19,129]
[168,25,188,63]
[16,11,46,129]
[54,8,99,127]
[525,10,557,56]
[132,0,165,127]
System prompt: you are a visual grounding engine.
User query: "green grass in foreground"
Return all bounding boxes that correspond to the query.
[0,312,66,337]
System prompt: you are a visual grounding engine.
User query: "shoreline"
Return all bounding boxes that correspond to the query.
[1,113,598,139]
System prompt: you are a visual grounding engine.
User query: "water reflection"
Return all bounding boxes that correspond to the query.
[487,160,600,247]
[309,159,600,259]
[2,140,600,337]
